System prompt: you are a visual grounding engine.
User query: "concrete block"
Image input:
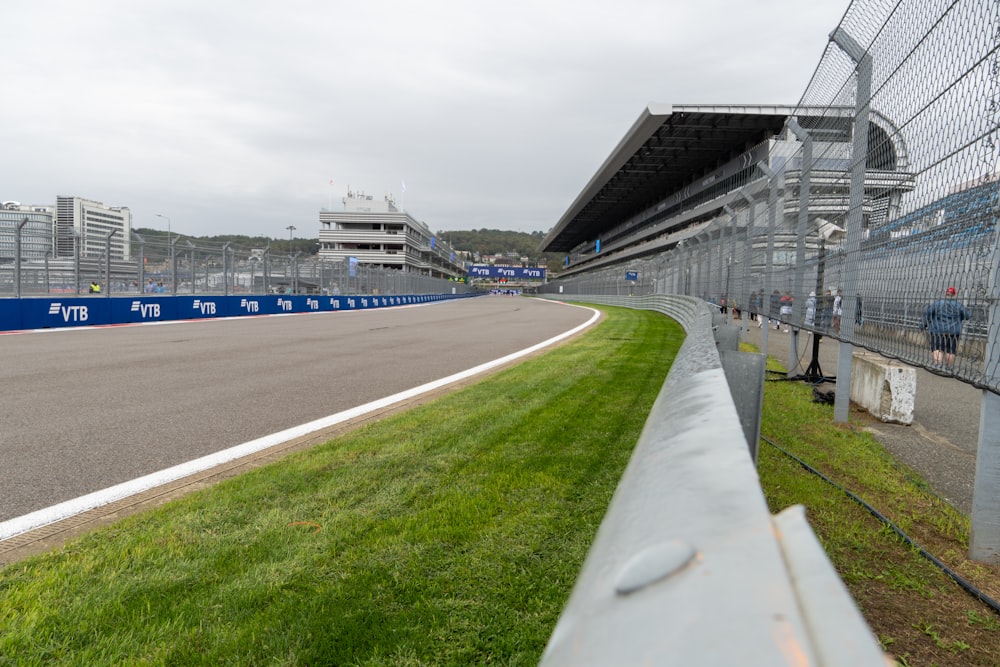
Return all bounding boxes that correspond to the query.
[849,354,916,424]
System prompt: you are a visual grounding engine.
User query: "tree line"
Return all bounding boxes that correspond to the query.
[134,227,560,266]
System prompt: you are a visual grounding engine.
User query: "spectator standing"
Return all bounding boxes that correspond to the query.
[779,293,793,332]
[832,290,843,332]
[804,291,817,327]
[921,286,971,370]
[769,290,782,330]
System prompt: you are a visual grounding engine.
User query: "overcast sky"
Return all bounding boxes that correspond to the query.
[2,0,849,240]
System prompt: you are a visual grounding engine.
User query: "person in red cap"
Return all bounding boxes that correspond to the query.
[921,286,971,370]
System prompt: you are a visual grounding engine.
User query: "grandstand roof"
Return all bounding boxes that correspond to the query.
[540,104,812,253]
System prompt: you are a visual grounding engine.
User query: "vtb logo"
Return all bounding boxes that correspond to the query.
[48,302,88,322]
[131,301,161,318]
[192,299,216,315]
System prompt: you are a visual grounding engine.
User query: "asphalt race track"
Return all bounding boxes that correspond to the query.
[0,296,595,523]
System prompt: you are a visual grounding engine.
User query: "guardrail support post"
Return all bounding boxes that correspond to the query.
[720,349,767,462]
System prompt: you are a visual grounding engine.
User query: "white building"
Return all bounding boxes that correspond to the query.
[54,196,132,261]
[0,201,54,260]
[318,190,463,279]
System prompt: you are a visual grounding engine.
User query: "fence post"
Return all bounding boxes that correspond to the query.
[73,230,80,295]
[971,176,1000,559]
[739,190,757,333]
[830,27,872,424]
[185,241,196,294]
[222,243,231,297]
[14,218,27,299]
[723,204,736,316]
[263,245,271,294]
[703,232,712,301]
[171,237,179,296]
[134,233,145,290]
[105,229,117,298]
[972,256,1000,559]
[786,118,813,376]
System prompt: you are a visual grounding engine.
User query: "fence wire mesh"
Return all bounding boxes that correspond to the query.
[541,0,1000,392]
[0,234,470,299]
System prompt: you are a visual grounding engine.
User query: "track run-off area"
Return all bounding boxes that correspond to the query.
[0,295,598,543]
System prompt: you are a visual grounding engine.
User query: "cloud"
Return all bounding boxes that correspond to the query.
[0,0,849,237]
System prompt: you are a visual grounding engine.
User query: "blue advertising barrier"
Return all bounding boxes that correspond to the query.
[20,297,112,330]
[0,299,21,331]
[111,297,178,324]
[175,296,229,320]
[2,292,478,333]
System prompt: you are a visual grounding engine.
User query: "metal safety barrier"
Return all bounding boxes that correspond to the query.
[538,294,886,666]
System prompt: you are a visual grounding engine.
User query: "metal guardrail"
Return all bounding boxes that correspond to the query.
[538,294,886,666]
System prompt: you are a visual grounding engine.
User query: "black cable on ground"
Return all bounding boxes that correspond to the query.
[762,435,1000,616]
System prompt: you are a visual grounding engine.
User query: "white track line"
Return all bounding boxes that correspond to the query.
[0,302,599,541]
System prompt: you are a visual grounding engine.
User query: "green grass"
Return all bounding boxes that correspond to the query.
[0,306,682,667]
[6,307,1000,666]
[753,349,1000,666]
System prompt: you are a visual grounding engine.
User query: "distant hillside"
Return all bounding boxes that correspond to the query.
[440,229,559,266]
[133,228,317,258]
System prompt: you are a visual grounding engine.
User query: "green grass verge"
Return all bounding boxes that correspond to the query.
[7,308,999,667]
[0,306,682,666]
[754,349,1000,667]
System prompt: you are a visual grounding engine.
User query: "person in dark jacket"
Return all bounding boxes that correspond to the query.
[922,286,971,370]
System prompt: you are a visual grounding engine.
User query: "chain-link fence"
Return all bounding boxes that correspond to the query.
[542,0,1000,393]
[0,234,470,298]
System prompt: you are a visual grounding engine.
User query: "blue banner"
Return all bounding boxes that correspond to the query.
[466,265,546,280]
[176,296,228,319]
[111,297,177,324]
[21,297,112,330]
[0,299,22,331]
[0,292,478,333]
